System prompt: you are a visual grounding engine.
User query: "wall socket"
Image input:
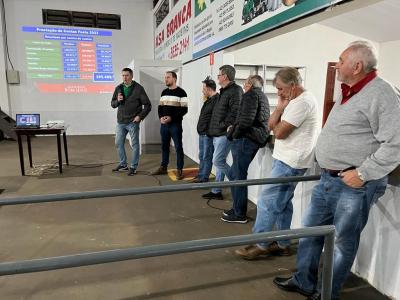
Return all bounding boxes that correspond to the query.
[6,70,20,84]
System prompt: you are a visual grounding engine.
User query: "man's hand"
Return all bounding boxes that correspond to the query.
[341,169,364,188]
[117,93,124,102]
[160,116,171,124]
[277,97,289,111]
[133,116,141,123]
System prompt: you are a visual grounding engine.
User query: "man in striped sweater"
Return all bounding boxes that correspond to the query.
[152,71,188,180]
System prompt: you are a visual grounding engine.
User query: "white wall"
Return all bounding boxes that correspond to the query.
[2,0,153,134]
[227,23,382,228]
[380,40,400,88]
[181,23,400,299]
[181,51,226,160]
[183,23,379,226]
[0,6,10,114]
[228,23,380,129]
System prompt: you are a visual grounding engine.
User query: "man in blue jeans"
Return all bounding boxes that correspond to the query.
[222,75,270,223]
[152,71,188,180]
[202,65,242,200]
[273,41,400,300]
[191,76,219,183]
[111,67,152,176]
[235,67,318,252]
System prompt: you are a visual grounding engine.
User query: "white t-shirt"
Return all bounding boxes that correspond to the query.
[272,90,318,169]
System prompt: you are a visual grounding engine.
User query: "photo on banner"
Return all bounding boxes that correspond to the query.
[191,0,346,59]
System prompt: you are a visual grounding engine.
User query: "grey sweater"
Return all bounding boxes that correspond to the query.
[316,76,400,181]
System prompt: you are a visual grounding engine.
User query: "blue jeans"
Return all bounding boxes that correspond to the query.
[292,171,388,298]
[230,138,259,216]
[115,122,140,169]
[198,135,214,181]
[253,159,307,248]
[160,123,184,170]
[211,135,232,194]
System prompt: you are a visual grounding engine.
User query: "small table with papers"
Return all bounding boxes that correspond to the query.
[13,126,69,176]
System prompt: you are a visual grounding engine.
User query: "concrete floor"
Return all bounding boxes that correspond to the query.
[0,135,389,300]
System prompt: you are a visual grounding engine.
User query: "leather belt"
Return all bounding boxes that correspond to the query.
[321,166,356,177]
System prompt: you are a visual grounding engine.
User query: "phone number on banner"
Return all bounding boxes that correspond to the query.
[168,37,190,59]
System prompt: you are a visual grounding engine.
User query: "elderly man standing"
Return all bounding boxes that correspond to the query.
[235,67,317,242]
[202,65,242,200]
[222,75,270,223]
[274,41,400,300]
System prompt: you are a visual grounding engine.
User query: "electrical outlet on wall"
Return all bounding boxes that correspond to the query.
[6,70,20,84]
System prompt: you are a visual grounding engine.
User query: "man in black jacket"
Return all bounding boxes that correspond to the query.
[202,65,243,200]
[192,76,219,183]
[222,75,270,223]
[111,67,152,176]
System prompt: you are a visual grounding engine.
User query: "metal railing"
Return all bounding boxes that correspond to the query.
[0,175,320,206]
[0,175,334,299]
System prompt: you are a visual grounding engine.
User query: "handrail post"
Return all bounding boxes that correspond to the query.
[321,229,335,300]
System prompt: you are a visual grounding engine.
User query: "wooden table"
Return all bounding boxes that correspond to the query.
[14,127,69,176]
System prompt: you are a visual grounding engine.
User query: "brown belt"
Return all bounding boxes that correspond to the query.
[321,166,356,177]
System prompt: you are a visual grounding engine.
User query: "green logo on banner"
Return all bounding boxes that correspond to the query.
[195,0,206,16]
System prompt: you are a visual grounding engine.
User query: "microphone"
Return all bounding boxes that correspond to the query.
[118,85,125,104]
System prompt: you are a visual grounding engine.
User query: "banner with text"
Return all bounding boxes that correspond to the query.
[154,0,345,61]
[155,0,193,62]
[192,0,344,59]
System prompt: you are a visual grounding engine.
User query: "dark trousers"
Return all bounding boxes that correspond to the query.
[230,138,259,216]
[161,122,184,170]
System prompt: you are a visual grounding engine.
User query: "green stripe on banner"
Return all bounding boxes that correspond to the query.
[27,73,64,79]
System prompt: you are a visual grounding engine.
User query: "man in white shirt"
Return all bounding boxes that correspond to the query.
[235,67,318,259]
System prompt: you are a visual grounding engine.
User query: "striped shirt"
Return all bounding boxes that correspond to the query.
[158,86,188,123]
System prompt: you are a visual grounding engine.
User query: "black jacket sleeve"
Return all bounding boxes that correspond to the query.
[222,87,242,129]
[138,86,152,120]
[111,86,120,108]
[232,91,258,139]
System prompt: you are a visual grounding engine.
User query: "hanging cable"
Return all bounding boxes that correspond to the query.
[1,0,14,70]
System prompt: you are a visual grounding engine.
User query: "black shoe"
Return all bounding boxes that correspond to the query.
[308,293,338,300]
[221,213,248,224]
[127,168,137,176]
[273,276,313,297]
[112,164,129,172]
[151,166,168,175]
[176,169,184,180]
[190,177,208,183]
[201,192,223,200]
[307,293,321,300]
[222,208,234,217]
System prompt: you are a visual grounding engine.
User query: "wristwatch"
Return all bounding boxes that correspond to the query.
[357,169,365,182]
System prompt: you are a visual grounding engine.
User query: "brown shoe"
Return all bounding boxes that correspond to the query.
[152,166,168,175]
[268,241,291,256]
[176,169,184,180]
[235,244,270,260]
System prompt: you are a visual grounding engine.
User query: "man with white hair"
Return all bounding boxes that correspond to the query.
[222,75,270,223]
[273,41,400,299]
